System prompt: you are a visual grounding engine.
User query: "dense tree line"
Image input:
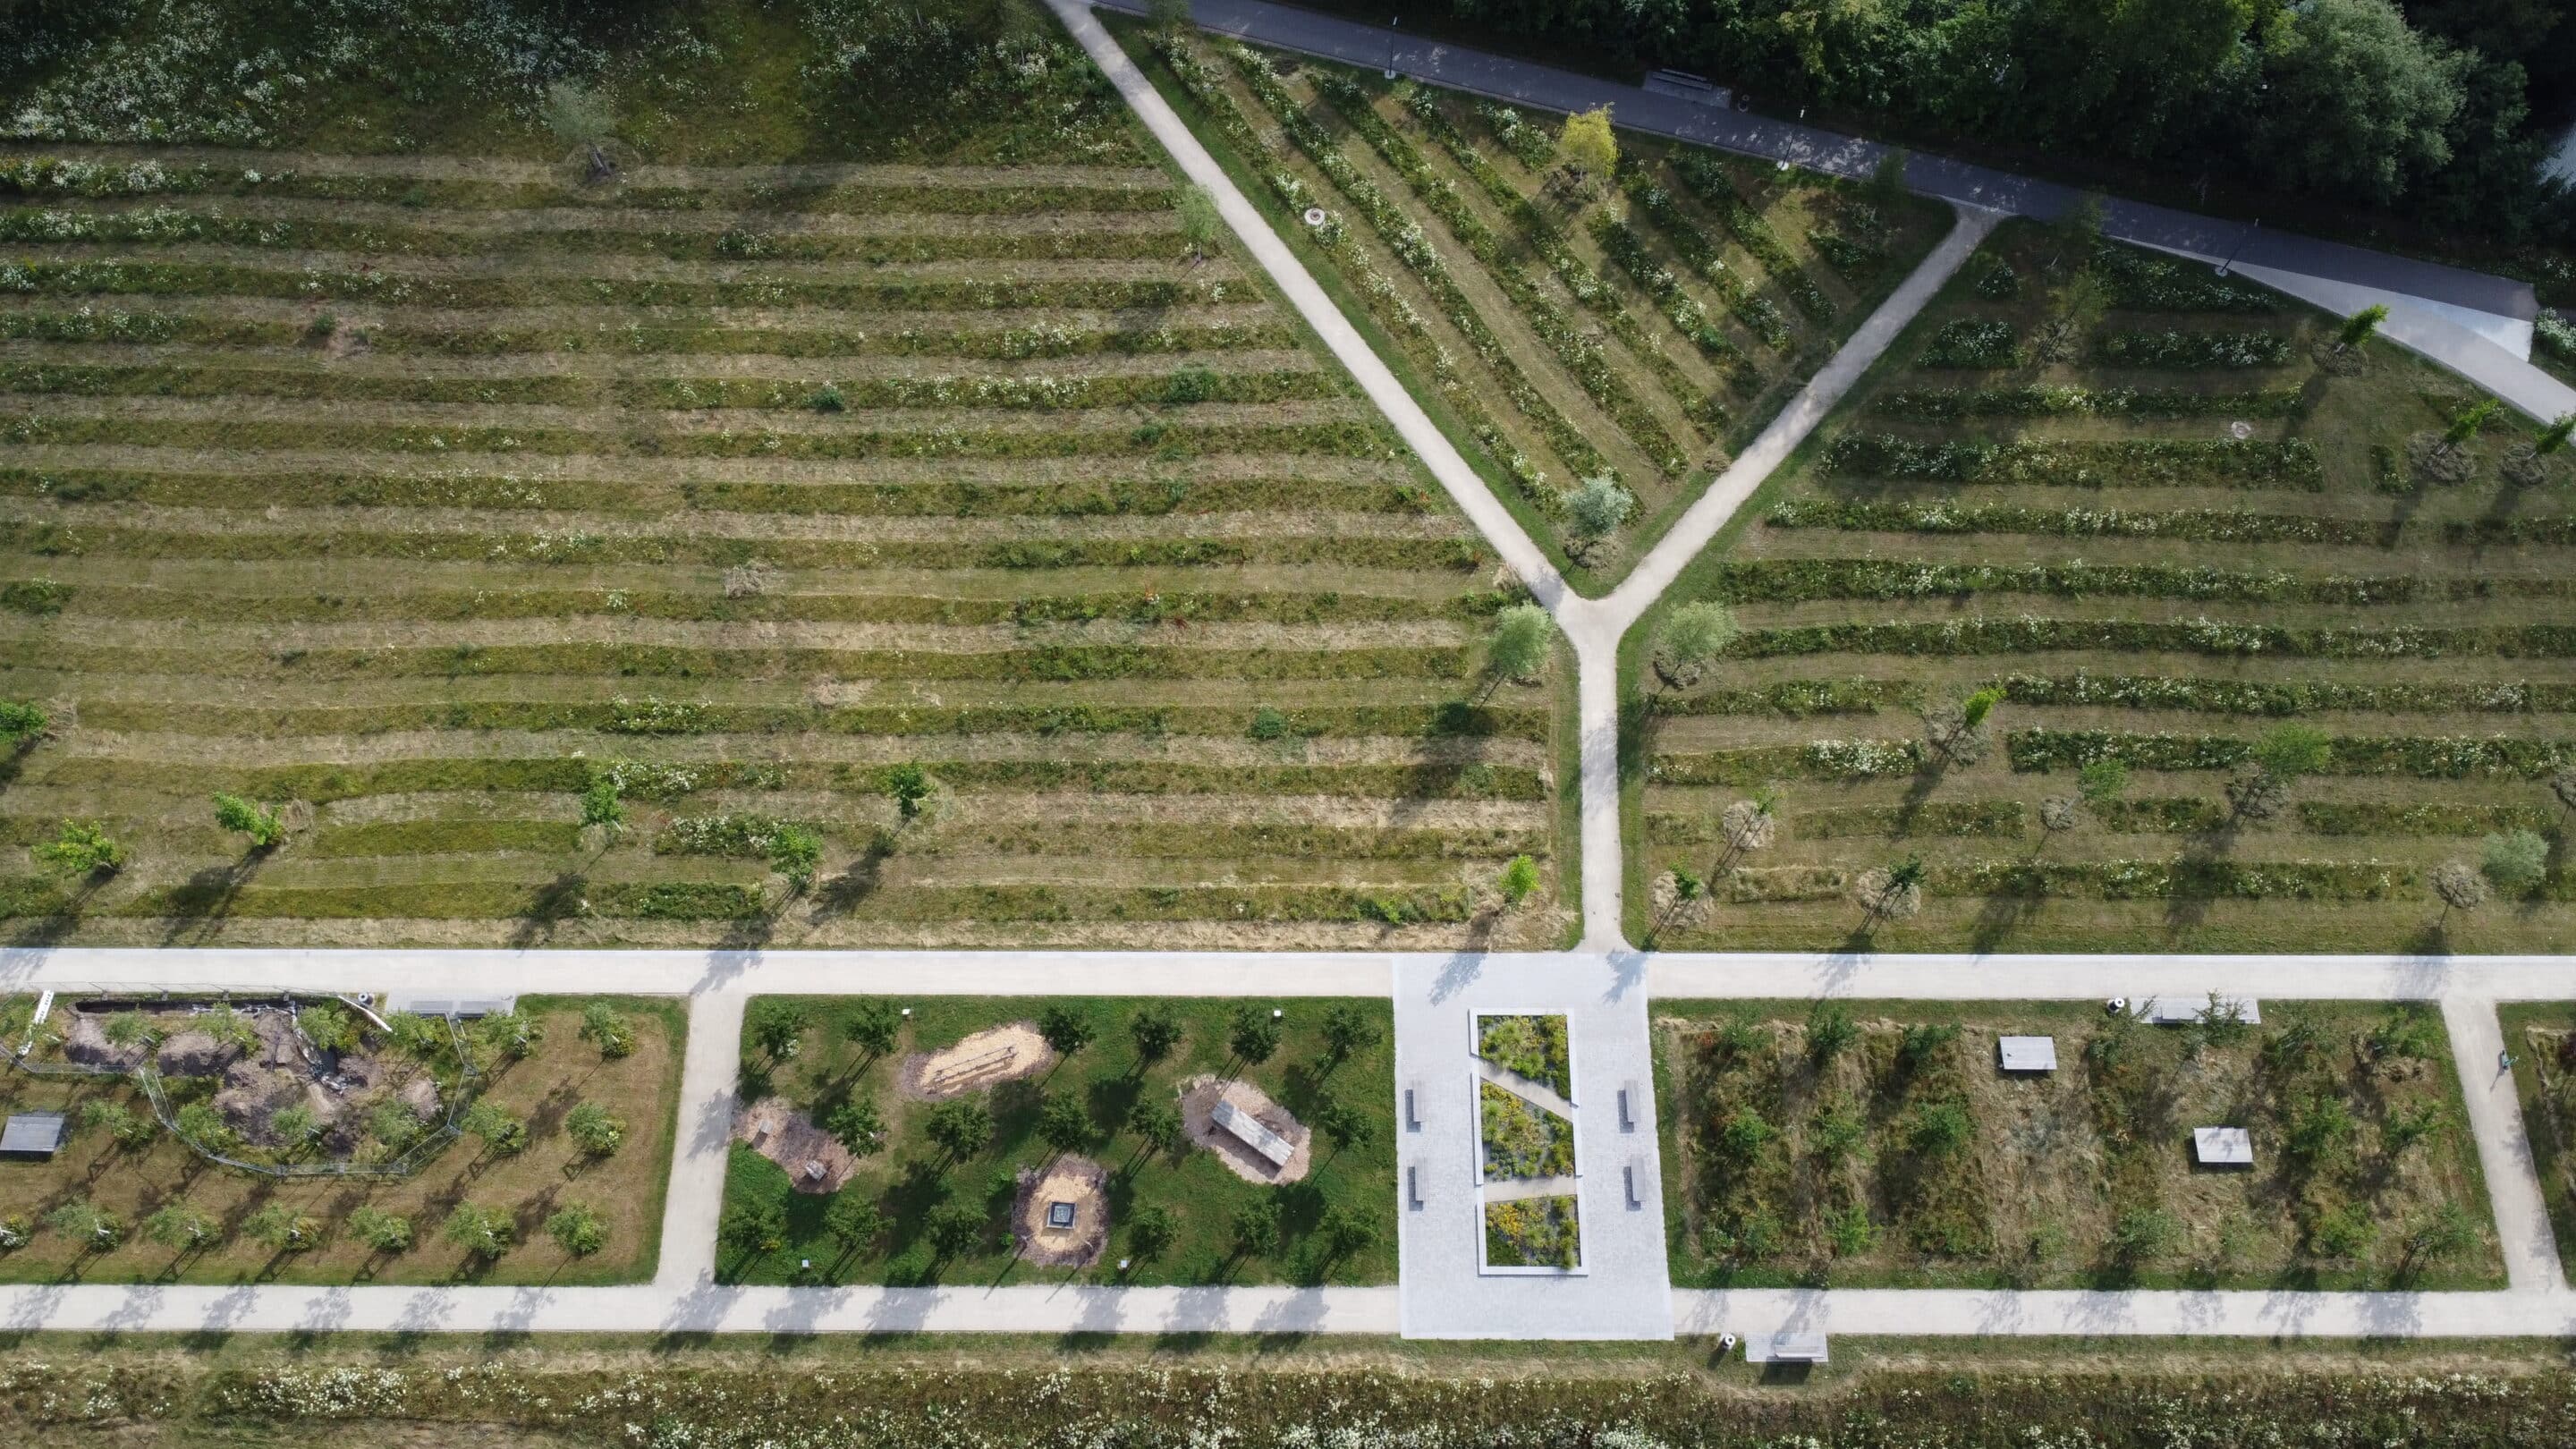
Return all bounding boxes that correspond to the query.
[1428,0,2574,243]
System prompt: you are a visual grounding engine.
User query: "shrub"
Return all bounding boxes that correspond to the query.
[2109,1206,2179,1262]
[242,1205,319,1250]
[1919,318,2019,368]
[886,763,933,820]
[0,700,45,743]
[348,1206,411,1253]
[1805,1003,1855,1063]
[33,818,123,876]
[1826,1201,1877,1256]
[444,1203,513,1258]
[565,1101,625,1157]
[2308,1202,2374,1260]
[1716,1107,1775,1160]
[768,824,822,891]
[80,1098,155,1150]
[1562,474,1634,540]
[1497,853,1540,906]
[1249,705,1291,741]
[579,1002,634,1059]
[1906,1097,1973,1158]
[143,1203,217,1250]
[2094,330,2292,369]
[461,1101,528,1156]
[547,1203,607,1256]
[2481,828,2548,895]
[47,1201,120,1250]
[803,383,845,413]
[1809,1104,1866,1165]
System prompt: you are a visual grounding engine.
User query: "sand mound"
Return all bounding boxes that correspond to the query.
[732,1096,857,1193]
[899,1022,1054,1101]
[1180,1075,1311,1184]
[1013,1155,1109,1267]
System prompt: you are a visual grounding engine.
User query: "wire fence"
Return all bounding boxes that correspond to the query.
[6,996,487,1181]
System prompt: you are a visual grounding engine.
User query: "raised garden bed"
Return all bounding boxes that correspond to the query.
[1476,1012,1572,1098]
[1484,1192,1581,1269]
[1479,1080,1574,1180]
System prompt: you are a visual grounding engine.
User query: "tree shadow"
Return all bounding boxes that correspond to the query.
[508,872,589,949]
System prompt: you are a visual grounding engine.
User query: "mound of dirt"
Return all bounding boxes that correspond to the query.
[155,1030,244,1078]
[899,1022,1054,1101]
[1013,1155,1109,1267]
[61,1014,146,1071]
[732,1096,857,1193]
[1180,1076,1311,1184]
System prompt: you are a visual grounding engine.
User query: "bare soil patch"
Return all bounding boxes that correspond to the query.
[732,1094,857,1192]
[1179,1073,1311,1183]
[899,1021,1053,1100]
[1012,1153,1110,1267]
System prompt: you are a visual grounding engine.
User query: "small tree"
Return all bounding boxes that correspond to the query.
[269,1104,321,1156]
[2432,859,2489,919]
[721,1198,787,1258]
[768,823,822,893]
[2337,303,2388,350]
[1655,601,1739,687]
[925,1201,983,1258]
[1129,1004,1182,1063]
[580,774,626,833]
[1038,1003,1096,1057]
[1037,1092,1091,1155]
[1561,474,1634,547]
[101,1011,157,1052]
[1485,604,1555,684]
[2407,1201,2479,1267]
[34,819,123,877]
[566,1101,626,1157]
[579,1001,635,1059]
[444,1202,513,1258]
[2539,414,2576,456]
[1804,1002,1856,1063]
[844,999,902,1060]
[747,999,809,1061]
[2038,796,2079,833]
[461,1101,529,1157]
[242,1204,320,1251]
[2110,1206,2179,1263]
[886,763,934,822]
[47,1200,121,1250]
[1553,106,1618,191]
[369,1099,424,1153]
[2446,397,2500,446]
[1229,1197,1281,1258]
[213,792,286,848]
[1320,1206,1378,1258]
[474,1007,539,1062]
[1496,853,1541,907]
[174,1102,237,1154]
[1720,787,1778,853]
[547,1203,608,1256]
[824,1193,884,1254]
[1146,0,1191,33]
[1318,1097,1377,1155]
[2253,724,2332,782]
[1853,855,1927,925]
[1960,686,2004,733]
[924,1097,994,1160]
[298,1003,356,1054]
[1129,1099,1182,1154]
[1128,1203,1176,1260]
[825,1097,883,1157]
[2482,828,2549,896]
[0,700,47,745]
[1321,1003,1382,1062]
[81,1099,157,1151]
[348,1206,412,1253]
[1906,1098,1973,1158]
[144,1203,217,1251]
[541,80,615,148]
[1175,182,1220,260]
[1228,1005,1282,1064]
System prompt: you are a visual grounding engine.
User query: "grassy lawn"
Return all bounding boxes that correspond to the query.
[0,0,1574,953]
[1114,21,1948,593]
[1652,998,2501,1291]
[716,995,1395,1286]
[0,995,682,1285]
[2500,1003,2576,1284]
[1629,216,2576,953]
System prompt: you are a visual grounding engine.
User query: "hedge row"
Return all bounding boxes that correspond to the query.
[1716,857,2457,906]
[1311,70,1692,474]
[1652,676,1919,717]
[2093,330,2293,369]
[0,414,1390,462]
[2000,672,2576,716]
[1822,432,2322,489]
[2089,243,2279,312]
[1873,383,2306,422]
[0,206,1187,265]
[1918,318,2018,369]
[1649,737,1924,785]
[1734,616,2576,662]
[1767,497,2381,545]
[1643,801,2022,843]
[2296,801,2557,836]
[1671,154,1835,322]
[1161,38,1582,506]
[0,518,1481,572]
[4,258,1238,314]
[0,363,1341,412]
[1703,557,2520,606]
[2094,797,2228,834]
[1588,211,1761,394]
[373,318,1293,362]
[1614,166,1791,351]
[2006,727,2576,778]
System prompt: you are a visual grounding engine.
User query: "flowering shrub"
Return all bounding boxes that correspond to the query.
[2003,671,2563,716]
[1917,318,2020,368]
[1766,496,2377,544]
[1875,383,2306,421]
[2095,329,2295,369]
[2009,727,2576,779]
[1824,430,2322,488]
[1673,154,1835,322]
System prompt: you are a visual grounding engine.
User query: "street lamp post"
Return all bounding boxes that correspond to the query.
[1385,17,1399,80]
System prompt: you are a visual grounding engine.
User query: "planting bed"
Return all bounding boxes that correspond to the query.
[1483,1192,1580,1268]
[1633,216,2576,952]
[1477,1010,1571,1097]
[1653,998,2499,1290]
[0,994,681,1285]
[717,995,1396,1286]
[0,2,1572,953]
[1115,21,1949,589]
[2500,1003,2576,1284]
